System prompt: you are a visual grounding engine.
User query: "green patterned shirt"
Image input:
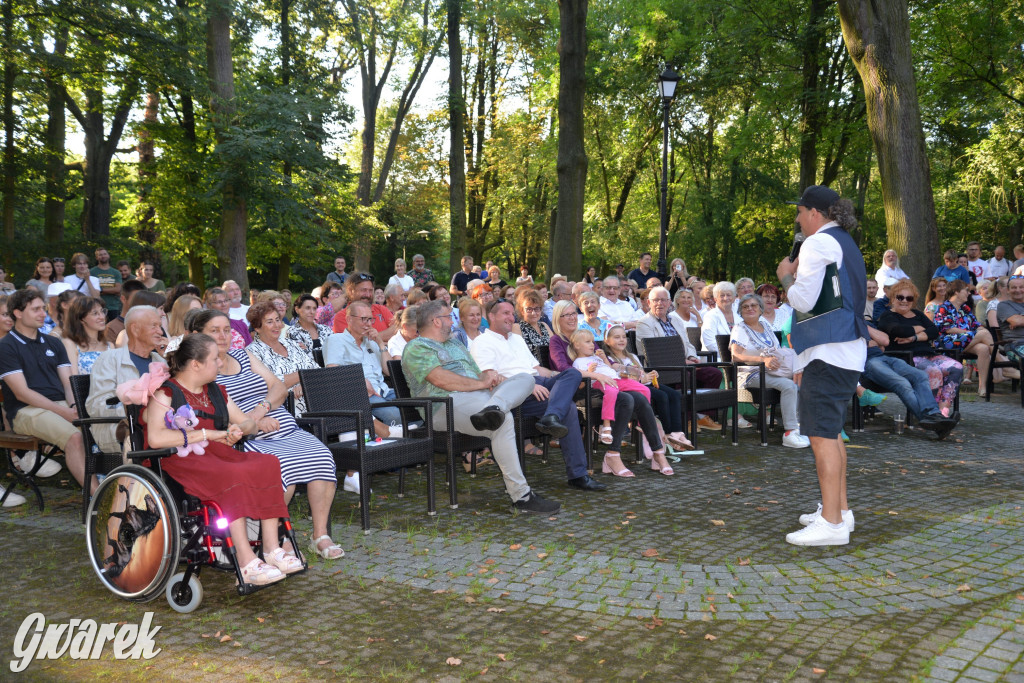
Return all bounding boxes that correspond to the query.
[401,336,481,399]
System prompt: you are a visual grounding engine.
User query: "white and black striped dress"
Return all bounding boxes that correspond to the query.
[218,349,336,487]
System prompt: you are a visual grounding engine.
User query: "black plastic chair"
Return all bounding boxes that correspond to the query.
[985,325,1023,405]
[70,374,130,522]
[637,335,738,448]
[716,335,781,447]
[298,364,436,531]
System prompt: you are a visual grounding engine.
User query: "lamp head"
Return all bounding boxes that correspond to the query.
[658,66,680,101]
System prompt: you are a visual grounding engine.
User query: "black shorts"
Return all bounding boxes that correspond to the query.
[798,359,861,439]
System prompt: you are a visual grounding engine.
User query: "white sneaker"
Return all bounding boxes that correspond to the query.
[737,416,753,429]
[388,424,404,438]
[17,451,62,478]
[798,502,855,532]
[786,516,849,546]
[782,431,810,449]
[1,485,27,507]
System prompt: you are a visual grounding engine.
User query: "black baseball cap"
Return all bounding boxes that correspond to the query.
[787,185,840,213]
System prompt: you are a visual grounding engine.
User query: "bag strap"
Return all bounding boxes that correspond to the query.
[159,379,228,430]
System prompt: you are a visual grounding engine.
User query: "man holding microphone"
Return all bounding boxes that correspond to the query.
[776,185,869,546]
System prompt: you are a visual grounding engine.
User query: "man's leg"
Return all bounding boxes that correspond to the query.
[369,391,403,427]
[441,389,531,503]
[522,371,588,479]
[809,436,847,524]
[12,404,87,489]
[863,356,934,420]
[488,373,535,413]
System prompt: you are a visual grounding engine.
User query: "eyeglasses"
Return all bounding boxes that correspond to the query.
[353,316,375,324]
[525,306,542,313]
[560,311,578,318]
[895,295,915,302]
[649,297,670,303]
[1010,275,1024,281]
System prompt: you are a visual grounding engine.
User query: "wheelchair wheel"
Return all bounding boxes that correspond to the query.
[165,572,203,613]
[86,464,181,602]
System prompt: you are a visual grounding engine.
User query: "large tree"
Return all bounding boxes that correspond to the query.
[550,0,587,281]
[838,0,939,286]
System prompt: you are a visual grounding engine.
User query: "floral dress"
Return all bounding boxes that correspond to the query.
[285,322,332,355]
[247,336,320,414]
[518,320,550,351]
[933,300,979,351]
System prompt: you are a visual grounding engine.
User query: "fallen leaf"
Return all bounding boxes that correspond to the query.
[767,500,779,504]
[704,634,717,641]
[642,548,659,557]
[528,545,537,550]
[678,629,687,635]
[574,635,587,642]
[446,657,462,666]
[813,668,826,674]
[886,570,897,579]
[711,519,725,526]
[200,633,210,638]
[537,552,549,559]
[232,641,241,647]
[317,660,330,665]
[256,617,265,623]
[479,667,489,675]
[214,631,221,638]
[733,488,742,495]
[957,584,972,592]
[220,635,232,643]
[888,510,899,515]
[756,506,770,512]
[487,578,499,584]
[367,637,385,643]
[465,596,477,603]
[497,653,507,661]
[432,589,448,594]
[485,558,496,565]
[510,544,521,550]
[487,607,506,613]
[548,516,558,521]
[541,630,550,635]
[727,593,734,599]
[984,469,996,475]
[738,557,751,566]
[621,520,630,525]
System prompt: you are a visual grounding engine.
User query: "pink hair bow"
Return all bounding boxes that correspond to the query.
[116,362,170,406]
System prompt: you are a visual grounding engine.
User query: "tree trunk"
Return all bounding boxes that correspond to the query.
[838,0,939,289]
[207,0,249,292]
[798,0,829,191]
[137,91,159,245]
[2,0,16,253]
[43,26,68,247]
[447,0,466,273]
[550,0,588,282]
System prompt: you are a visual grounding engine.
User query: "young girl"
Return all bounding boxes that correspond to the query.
[568,329,671,476]
[603,325,693,459]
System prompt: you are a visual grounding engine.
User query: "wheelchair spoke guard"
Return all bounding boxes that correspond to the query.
[86,465,181,602]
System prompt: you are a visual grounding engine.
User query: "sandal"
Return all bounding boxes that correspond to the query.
[308,535,345,560]
[601,453,634,478]
[239,557,285,586]
[524,444,544,457]
[651,451,674,476]
[666,433,694,451]
[266,547,305,575]
[598,426,613,445]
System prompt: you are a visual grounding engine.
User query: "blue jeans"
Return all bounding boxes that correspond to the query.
[861,354,941,420]
[519,368,588,480]
[369,388,402,427]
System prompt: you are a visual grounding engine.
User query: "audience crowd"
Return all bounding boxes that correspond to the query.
[1,241,1020,543]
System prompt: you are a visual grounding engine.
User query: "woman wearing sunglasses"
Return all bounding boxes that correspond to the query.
[878,279,963,417]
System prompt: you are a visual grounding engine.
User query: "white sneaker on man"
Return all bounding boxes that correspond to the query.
[737,416,753,429]
[1,485,27,507]
[798,502,855,532]
[782,431,811,449]
[343,472,366,495]
[17,451,62,478]
[786,516,849,546]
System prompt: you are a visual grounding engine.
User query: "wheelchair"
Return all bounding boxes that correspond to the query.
[84,407,305,613]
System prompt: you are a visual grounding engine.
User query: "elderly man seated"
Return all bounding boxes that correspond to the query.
[997,275,1024,362]
[636,286,732,431]
[402,299,561,514]
[598,276,642,329]
[86,305,167,453]
[470,299,606,492]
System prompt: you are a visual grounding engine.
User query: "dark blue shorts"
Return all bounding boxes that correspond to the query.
[798,359,860,438]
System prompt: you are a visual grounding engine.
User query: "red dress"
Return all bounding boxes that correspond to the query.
[144,380,288,523]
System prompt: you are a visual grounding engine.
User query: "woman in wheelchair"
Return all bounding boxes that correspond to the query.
[144,333,303,585]
[186,308,344,560]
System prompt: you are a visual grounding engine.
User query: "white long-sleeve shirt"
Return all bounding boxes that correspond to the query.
[788,222,866,373]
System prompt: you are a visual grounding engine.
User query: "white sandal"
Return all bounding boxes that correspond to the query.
[240,557,285,586]
[309,535,345,560]
[265,547,305,574]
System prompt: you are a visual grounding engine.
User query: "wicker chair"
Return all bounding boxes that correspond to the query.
[70,374,130,521]
[985,325,1023,406]
[298,364,436,532]
[716,335,781,447]
[687,326,717,362]
[637,335,738,448]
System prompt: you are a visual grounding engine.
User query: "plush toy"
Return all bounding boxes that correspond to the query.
[164,404,209,457]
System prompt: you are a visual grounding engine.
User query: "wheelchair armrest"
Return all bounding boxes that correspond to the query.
[125,447,178,462]
[72,416,124,427]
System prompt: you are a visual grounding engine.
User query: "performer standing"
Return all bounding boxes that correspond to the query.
[776,186,868,546]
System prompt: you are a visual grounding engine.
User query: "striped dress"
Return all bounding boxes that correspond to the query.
[217,349,336,487]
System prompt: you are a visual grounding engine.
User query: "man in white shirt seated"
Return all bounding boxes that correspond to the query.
[470,299,606,492]
[597,277,642,329]
[222,279,250,321]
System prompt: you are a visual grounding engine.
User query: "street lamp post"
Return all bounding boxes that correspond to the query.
[657,66,680,278]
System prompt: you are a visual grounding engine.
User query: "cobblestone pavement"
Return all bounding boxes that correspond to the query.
[2,389,1023,681]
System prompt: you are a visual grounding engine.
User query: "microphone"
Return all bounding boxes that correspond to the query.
[789,232,805,262]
